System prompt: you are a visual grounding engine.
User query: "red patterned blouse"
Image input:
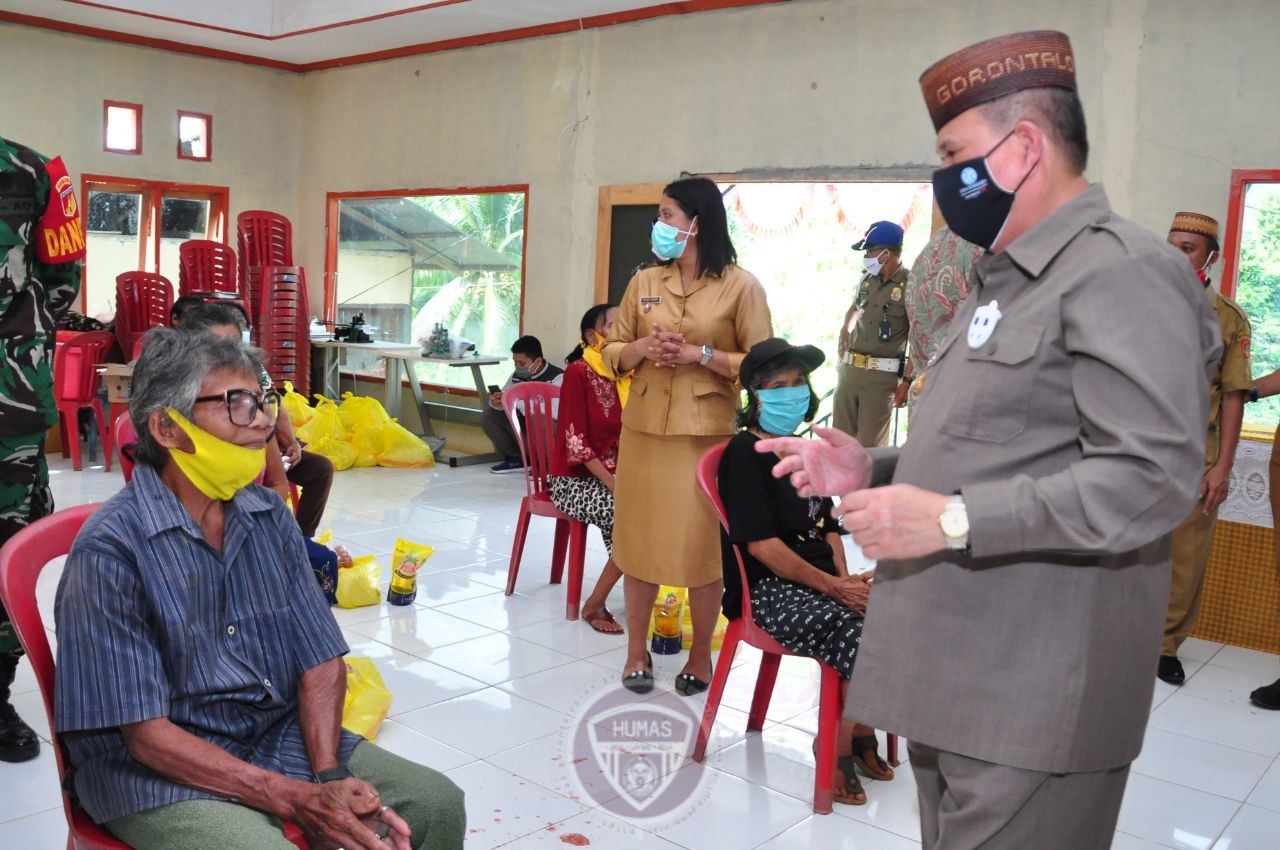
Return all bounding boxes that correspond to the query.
[551,359,622,478]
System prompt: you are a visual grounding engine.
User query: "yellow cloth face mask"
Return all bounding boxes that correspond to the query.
[165,408,267,501]
[580,337,631,408]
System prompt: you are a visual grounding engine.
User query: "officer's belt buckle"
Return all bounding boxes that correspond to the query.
[847,353,900,373]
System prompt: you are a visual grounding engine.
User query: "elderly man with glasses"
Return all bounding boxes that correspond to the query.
[53,328,465,850]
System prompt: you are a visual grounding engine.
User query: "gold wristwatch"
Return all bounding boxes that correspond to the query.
[938,494,971,556]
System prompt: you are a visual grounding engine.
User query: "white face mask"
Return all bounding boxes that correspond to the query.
[863,249,888,276]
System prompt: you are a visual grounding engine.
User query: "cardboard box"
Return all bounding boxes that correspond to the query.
[100,362,133,404]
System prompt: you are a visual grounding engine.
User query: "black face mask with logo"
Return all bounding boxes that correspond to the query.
[932,129,1038,251]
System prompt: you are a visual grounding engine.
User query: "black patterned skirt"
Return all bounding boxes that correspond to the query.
[749,575,863,679]
[549,475,616,554]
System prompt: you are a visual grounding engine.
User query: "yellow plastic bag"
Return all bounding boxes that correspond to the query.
[296,394,347,444]
[342,656,392,742]
[336,554,382,608]
[308,435,358,472]
[376,419,434,468]
[280,381,314,430]
[338,391,391,432]
[349,422,383,468]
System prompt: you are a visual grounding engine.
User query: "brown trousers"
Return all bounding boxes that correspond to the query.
[1163,500,1218,656]
[832,363,898,447]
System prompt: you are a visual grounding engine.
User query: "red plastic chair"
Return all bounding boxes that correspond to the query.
[112,413,135,483]
[113,272,172,359]
[692,443,898,814]
[501,382,587,620]
[0,506,311,849]
[178,239,239,297]
[237,210,293,270]
[53,331,115,472]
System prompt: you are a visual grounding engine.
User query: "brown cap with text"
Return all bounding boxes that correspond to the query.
[920,30,1077,131]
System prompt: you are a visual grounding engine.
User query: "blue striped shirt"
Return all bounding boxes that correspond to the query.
[54,464,359,823]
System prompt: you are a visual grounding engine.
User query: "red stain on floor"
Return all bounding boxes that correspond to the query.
[560,833,591,846]
[571,757,588,765]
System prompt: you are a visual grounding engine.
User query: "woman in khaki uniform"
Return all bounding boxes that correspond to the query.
[603,177,773,693]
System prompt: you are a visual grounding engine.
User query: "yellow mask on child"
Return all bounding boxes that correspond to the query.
[165,408,267,501]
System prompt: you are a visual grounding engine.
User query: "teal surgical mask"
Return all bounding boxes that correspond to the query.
[651,219,695,261]
[756,385,811,435]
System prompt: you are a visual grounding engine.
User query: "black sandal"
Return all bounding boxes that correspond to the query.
[850,733,894,781]
[622,652,654,694]
[834,754,869,805]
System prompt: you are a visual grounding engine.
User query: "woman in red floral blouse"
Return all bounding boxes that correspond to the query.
[550,304,628,633]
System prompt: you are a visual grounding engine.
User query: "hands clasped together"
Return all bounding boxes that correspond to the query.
[755,426,953,561]
[642,323,702,368]
[286,776,411,850]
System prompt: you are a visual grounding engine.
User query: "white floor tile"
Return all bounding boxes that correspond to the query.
[505,617,629,659]
[369,656,489,716]
[755,814,921,850]
[412,572,503,608]
[0,806,68,850]
[1131,727,1273,801]
[493,660,622,718]
[0,746,63,823]
[1149,693,1280,756]
[9,654,38,696]
[442,760,585,850]
[1181,664,1277,708]
[344,605,495,658]
[367,720,476,772]
[1209,646,1280,679]
[704,722,833,806]
[1116,773,1238,850]
[396,687,572,759]
[436,593,561,632]
[1212,804,1280,850]
[11,690,50,743]
[1111,832,1176,850]
[830,756,922,842]
[424,632,576,686]
[500,808,682,848]
[1245,757,1280,812]
[627,762,813,850]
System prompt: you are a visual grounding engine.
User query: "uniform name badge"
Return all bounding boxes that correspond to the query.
[967,300,1002,349]
[37,156,85,264]
[640,296,662,314]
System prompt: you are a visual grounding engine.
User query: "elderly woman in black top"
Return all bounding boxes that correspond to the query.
[718,338,893,806]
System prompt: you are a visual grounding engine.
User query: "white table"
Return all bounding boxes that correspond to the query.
[379,350,504,466]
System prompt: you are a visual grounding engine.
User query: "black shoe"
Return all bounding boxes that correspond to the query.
[1156,655,1185,686]
[0,701,39,763]
[1250,677,1280,710]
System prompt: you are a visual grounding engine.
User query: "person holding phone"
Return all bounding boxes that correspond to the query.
[483,336,563,474]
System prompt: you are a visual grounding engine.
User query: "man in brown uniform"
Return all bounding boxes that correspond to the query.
[760,31,1220,849]
[833,220,910,446]
[1159,212,1252,685]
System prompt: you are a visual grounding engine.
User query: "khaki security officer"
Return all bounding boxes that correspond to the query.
[833,220,909,446]
[759,31,1220,850]
[1159,212,1252,686]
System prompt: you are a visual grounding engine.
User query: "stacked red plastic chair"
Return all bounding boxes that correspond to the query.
[114,272,172,360]
[254,266,310,396]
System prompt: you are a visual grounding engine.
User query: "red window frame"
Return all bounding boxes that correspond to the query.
[1220,169,1280,299]
[176,110,212,162]
[102,100,143,155]
[78,174,229,313]
[323,184,529,396]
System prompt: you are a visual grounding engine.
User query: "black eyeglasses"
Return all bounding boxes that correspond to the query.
[193,388,280,426]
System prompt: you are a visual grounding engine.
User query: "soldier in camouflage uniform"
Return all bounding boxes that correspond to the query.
[0,135,83,762]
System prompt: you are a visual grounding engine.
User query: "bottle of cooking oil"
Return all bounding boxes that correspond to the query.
[386,537,434,606]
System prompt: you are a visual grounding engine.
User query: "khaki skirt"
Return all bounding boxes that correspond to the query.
[611,425,726,588]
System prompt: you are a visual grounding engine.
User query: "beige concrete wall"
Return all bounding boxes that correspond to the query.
[294,0,1280,358]
[4,0,1278,358]
[0,24,305,311]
